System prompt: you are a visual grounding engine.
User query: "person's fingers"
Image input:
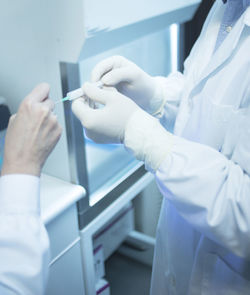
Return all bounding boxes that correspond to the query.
[91,56,126,83]
[26,83,50,103]
[82,82,111,105]
[71,98,96,127]
[102,67,134,85]
[50,114,62,140]
[91,58,115,82]
[41,98,55,112]
[102,85,118,92]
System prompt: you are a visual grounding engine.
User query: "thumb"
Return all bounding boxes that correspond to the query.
[83,82,111,105]
[71,98,95,127]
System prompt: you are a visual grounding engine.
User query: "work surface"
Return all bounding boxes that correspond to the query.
[40,174,86,225]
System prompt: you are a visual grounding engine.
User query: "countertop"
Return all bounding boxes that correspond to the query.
[40,174,86,225]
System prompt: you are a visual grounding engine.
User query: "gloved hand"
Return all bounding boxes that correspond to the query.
[91,56,163,116]
[2,83,62,176]
[71,82,141,144]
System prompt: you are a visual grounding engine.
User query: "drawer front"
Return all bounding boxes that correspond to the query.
[46,204,79,260]
[46,241,85,295]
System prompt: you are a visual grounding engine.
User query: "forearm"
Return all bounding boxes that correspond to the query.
[0,175,50,295]
[125,111,250,258]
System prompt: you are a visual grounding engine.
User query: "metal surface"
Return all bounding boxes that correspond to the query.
[81,164,147,228]
[60,62,90,219]
[79,3,200,60]
[46,241,85,295]
[40,174,86,225]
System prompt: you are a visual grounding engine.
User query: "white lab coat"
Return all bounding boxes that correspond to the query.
[150,1,250,294]
[0,175,49,295]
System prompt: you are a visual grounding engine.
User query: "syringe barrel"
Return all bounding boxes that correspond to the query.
[67,88,84,101]
[66,81,103,101]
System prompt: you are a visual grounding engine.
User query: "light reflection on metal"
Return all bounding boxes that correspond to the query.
[170,23,180,72]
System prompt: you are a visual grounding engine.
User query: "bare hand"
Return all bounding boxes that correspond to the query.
[1,83,62,176]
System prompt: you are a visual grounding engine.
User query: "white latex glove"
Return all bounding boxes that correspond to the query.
[71,82,140,144]
[2,83,62,176]
[91,56,164,116]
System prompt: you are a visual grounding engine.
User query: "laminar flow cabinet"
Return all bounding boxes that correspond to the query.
[0,1,201,294]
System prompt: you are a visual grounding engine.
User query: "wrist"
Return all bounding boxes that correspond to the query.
[1,161,41,177]
[124,109,174,172]
[147,77,166,118]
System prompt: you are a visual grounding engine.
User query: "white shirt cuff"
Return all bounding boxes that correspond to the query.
[150,73,185,119]
[149,77,166,118]
[124,109,174,173]
[0,174,40,214]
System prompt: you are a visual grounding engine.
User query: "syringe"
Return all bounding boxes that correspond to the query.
[55,81,104,104]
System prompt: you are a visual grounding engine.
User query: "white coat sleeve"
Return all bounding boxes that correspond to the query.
[125,109,250,259]
[0,175,50,295]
